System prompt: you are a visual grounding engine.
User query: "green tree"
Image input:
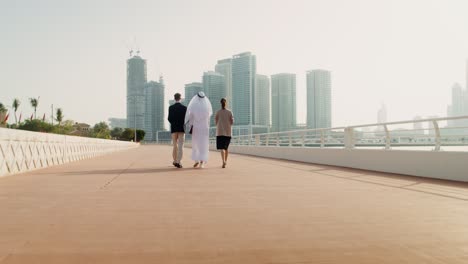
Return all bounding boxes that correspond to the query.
[61,120,75,134]
[136,129,146,142]
[110,127,123,139]
[18,119,54,133]
[12,98,20,125]
[0,102,6,114]
[29,97,39,119]
[0,102,7,126]
[55,108,64,126]
[121,128,145,142]
[92,121,111,139]
[53,119,74,135]
[121,128,135,141]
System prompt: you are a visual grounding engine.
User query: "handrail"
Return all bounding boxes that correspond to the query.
[209,115,468,152]
[348,115,468,128]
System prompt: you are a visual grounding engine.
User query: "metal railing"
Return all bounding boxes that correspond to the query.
[209,116,468,151]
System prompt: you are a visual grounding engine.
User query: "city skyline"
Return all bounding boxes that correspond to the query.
[1,0,468,127]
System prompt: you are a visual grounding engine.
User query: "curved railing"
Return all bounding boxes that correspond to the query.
[210,116,468,152]
[0,128,138,177]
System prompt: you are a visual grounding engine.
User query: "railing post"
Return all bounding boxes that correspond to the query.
[276,133,280,147]
[384,125,391,150]
[344,127,354,149]
[266,134,269,146]
[320,130,325,148]
[255,135,260,146]
[433,120,441,151]
[288,132,292,147]
[301,131,305,147]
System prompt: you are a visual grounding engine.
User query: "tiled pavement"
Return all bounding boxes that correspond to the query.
[1,145,467,263]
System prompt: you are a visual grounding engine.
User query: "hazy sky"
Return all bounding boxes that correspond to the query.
[1,0,468,127]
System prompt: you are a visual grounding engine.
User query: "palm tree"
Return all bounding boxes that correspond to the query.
[0,102,7,125]
[55,108,63,126]
[0,102,6,113]
[12,98,20,125]
[29,97,39,119]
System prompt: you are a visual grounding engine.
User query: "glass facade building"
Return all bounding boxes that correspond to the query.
[203,71,226,127]
[232,52,256,126]
[271,73,296,132]
[184,82,203,106]
[215,58,232,107]
[126,55,147,130]
[255,74,270,127]
[307,70,332,129]
[144,80,165,141]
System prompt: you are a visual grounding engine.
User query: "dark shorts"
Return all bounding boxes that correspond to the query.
[216,136,231,150]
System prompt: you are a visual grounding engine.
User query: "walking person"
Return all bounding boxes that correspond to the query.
[215,98,234,168]
[168,93,187,168]
[184,91,212,168]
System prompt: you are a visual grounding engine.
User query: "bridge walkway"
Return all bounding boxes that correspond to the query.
[1,145,468,263]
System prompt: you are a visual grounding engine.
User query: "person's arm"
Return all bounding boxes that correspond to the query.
[188,112,194,126]
[215,112,219,125]
[230,112,234,125]
[168,107,173,123]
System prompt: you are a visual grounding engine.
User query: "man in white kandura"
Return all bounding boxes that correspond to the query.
[184,91,212,168]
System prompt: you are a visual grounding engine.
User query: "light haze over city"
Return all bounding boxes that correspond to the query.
[1,0,468,127]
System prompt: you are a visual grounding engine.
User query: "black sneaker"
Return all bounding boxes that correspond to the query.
[172,161,178,167]
[175,163,183,168]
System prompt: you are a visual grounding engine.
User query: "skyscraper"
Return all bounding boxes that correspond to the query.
[377,104,387,124]
[144,78,165,141]
[447,83,468,127]
[184,82,203,106]
[203,71,226,127]
[271,73,296,132]
[232,52,256,126]
[413,116,423,131]
[108,118,127,129]
[306,70,332,129]
[255,74,270,127]
[466,59,468,90]
[215,58,232,106]
[127,55,147,130]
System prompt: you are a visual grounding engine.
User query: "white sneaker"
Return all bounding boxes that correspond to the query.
[200,161,205,168]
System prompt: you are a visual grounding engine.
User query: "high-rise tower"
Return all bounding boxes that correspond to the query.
[271,73,296,132]
[255,74,270,127]
[215,58,232,107]
[126,55,147,130]
[306,70,332,129]
[466,59,468,90]
[184,82,203,106]
[203,71,226,127]
[232,52,256,125]
[378,104,387,124]
[144,78,165,141]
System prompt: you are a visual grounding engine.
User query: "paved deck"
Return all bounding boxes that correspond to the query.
[1,145,468,263]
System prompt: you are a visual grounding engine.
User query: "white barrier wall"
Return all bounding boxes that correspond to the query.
[228,146,468,182]
[0,128,138,177]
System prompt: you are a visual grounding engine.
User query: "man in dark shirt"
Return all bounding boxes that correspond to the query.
[168,93,187,168]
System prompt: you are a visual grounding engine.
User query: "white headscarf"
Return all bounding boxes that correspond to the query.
[184,91,213,125]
